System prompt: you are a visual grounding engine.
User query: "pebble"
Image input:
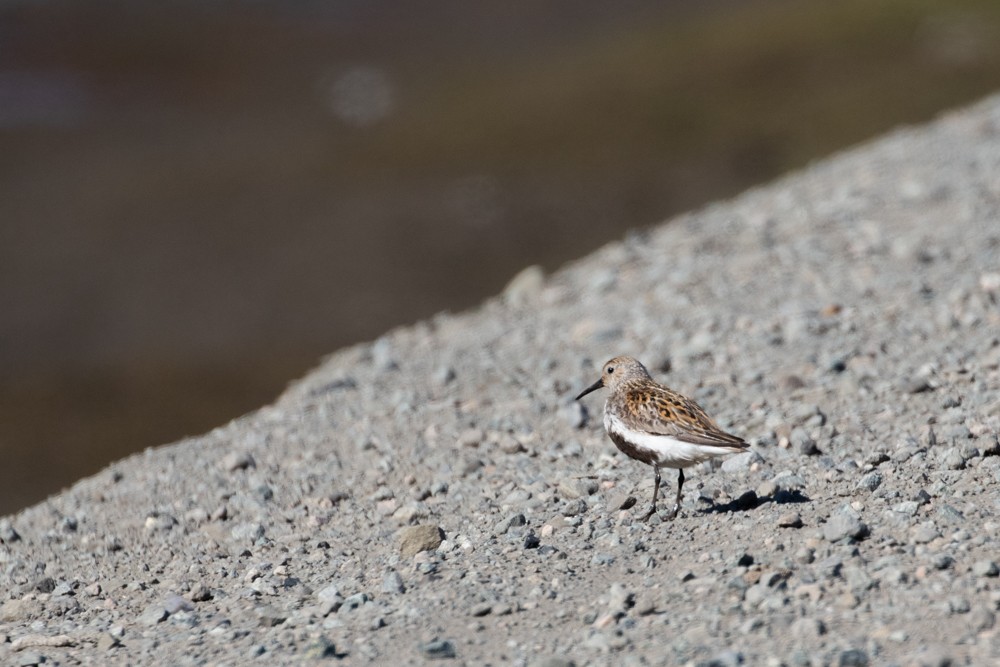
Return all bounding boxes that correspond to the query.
[721,450,764,473]
[341,593,370,611]
[220,451,255,471]
[495,513,527,535]
[855,471,882,493]
[901,376,933,394]
[823,505,869,542]
[303,637,338,659]
[558,401,588,429]
[0,519,20,543]
[96,633,120,651]
[972,560,999,578]
[230,522,265,544]
[400,525,444,557]
[17,653,44,667]
[188,582,212,602]
[970,608,996,632]
[561,499,587,517]
[382,570,406,594]
[164,594,193,614]
[528,659,577,667]
[139,603,169,626]
[419,638,457,660]
[791,429,821,456]
[777,511,803,528]
[947,597,971,614]
[503,265,545,306]
[911,523,940,544]
[255,606,287,627]
[838,649,869,666]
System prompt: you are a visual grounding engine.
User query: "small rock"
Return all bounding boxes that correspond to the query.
[230,522,265,544]
[936,504,964,525]
[220,451,255,471]
[528,658,577,667]
[457,429,484,448]
[561,499,587,517]
[777,511,803,528]
[942,448,966,470]
[470,603,492,617]
[504,265,545,306]
[382,570,406,594]
[791,429,820,456]
[96,633,120,651]
[756,480,778,498]
[864,451,890,467]
[700,650,744,667]
[16,652,44,667]
[790,617,826,637]
[419,638,457,660]
[911,523,940,544]
[523,532,540,549]
[558,479,598,499]
[823,505,868,543]
[981,271,1000,293]
[495,513,527,535]
[400,525,444,557]
[189,582,212,602]
[972,560,999,578]
[498,435,526,454]
[948,597,971,614]
[435,366,456,385]
[0,519,21,543]
[255,605,287,627]
[0,599,31,622]
[931,555,955,570]
[558,401,587,429]
[633,592,657,616]
[164,594,193,614]
[855,471,883,493]
[371,336,397,370]
[838,648,869,667]
[304,636,338,659]
[971,608,996,632]
[721,450,764,473]
[901,376,933,394]
[341,592,370,612]
[139,602,169,626]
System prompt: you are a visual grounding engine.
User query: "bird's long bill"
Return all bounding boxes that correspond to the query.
[575,378,604,401]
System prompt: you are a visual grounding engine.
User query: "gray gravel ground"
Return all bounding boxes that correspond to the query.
[4,95,1000,667]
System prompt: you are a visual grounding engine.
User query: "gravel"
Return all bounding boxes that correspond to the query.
[3,95,1000,665]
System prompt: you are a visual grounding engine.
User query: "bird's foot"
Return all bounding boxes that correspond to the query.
[640,506,657,522]
[665,503,681,520]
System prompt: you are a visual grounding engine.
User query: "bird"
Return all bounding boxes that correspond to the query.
[576,355,748,520]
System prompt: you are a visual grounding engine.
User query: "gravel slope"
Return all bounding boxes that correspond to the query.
[3,95,1000,667]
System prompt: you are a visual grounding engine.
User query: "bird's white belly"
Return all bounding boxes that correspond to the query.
[604,412,732,468]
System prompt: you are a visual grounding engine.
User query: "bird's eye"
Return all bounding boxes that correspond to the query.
[607,366,615,374]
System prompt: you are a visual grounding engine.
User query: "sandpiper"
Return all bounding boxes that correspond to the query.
[576,355,748,520]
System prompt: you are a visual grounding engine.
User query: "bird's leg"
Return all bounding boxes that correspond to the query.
[666,469,685,520]
[641,466,661,521]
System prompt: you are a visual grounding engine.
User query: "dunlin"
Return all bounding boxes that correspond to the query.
[576,356,748,520]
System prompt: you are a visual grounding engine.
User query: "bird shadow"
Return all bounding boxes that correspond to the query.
[697,489,811,514]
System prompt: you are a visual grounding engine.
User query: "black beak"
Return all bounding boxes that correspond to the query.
[575,378,604,401]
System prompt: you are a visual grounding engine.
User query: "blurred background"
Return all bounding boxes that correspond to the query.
[3,0,1000,515]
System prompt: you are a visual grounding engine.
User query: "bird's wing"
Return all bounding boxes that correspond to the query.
[626,387,748,449]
